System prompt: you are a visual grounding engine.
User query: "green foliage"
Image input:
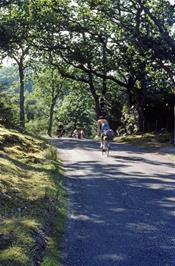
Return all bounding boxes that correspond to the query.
[0,65,18,90]
[26,119,48,135]
[0,93,18,128]
[30,65,70,135]
[118,105,138,135]
[56,85,96,136]
[0,0,174,136]
[0,65,33,94]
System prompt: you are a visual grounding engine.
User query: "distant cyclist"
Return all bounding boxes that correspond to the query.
[57,124,65,137]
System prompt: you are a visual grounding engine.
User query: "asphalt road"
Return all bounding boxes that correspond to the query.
[52,138,175,266]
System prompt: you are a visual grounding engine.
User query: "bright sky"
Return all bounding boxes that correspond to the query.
[2,57,15,66]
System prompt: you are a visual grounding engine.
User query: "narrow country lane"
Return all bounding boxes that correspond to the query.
[52,138,175,266]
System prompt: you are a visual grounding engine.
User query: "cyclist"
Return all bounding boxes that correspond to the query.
[80,129,85,139]
[97,115,110,148]
[57,124,65,137]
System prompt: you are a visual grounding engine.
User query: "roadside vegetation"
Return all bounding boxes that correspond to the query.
[115,132,172,148]
[0,125,67,266]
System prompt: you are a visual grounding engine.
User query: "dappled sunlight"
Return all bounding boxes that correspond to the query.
[70,213,105,224]
[0,246,29,265]
[96,253,126,262]
[108,207,126,213]
[127,222,158,234]
[0,216,37,265]
[164,197,175,202]
[111,154,175,168]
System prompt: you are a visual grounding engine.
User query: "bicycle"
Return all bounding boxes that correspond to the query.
[101,135,110,156]
[57,129,65,137]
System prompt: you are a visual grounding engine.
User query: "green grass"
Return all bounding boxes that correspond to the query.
[114,132,172,148]
[0,125,67,266]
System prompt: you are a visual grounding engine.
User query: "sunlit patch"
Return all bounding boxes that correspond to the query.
[127,222,157,233]
[70,213,104,224]
[0,246,28,264]
[168,211,175,217]
[146,183,164,189]
[165,197,175,202]
[109,208,126,213]
[96,253,126,262]
[20,218,40,228]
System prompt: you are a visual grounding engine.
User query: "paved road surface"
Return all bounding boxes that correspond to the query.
[52,138,175,266]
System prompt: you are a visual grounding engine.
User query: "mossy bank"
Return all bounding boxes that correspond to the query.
[0,126,67,266]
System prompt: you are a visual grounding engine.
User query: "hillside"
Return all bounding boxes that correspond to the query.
[0,126,66,266]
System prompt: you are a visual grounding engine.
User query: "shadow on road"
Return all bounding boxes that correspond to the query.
[50,137,175,168]
[58,147,175,265]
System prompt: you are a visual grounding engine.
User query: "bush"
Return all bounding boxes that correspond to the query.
[156,131,171,143]
[0,94,18,128]
[118,105,139,135]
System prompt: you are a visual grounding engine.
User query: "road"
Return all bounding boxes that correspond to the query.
[52,138,175,266]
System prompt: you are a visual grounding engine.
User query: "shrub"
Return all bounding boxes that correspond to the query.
[0,94,18,128]
[118,105,139,135]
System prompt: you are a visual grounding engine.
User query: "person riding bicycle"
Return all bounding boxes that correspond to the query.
[97,115,110,147]
[97,115,115,148]
[57,124,65,137]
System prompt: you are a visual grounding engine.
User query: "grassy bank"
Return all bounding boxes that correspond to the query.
[0,126,67,266]
[114,132,172,148]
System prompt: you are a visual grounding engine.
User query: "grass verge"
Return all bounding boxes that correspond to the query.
[114,132,172,148]
[0,125,67,266]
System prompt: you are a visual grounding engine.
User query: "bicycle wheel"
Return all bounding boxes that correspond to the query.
[106,141,110,156]
[101,140,110,156]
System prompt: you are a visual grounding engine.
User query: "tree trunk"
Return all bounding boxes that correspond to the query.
[48,102,55,137]
[102,40,107,97]
[87,69,101,118]
[18,63,25,130]
[94,95,101,118]
[137,89,145,132]
[127,76,136,107]
[137,104,144,132]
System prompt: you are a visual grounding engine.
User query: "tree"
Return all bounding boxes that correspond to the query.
[29,0,129,118]
[93,0,174,133]
[56,84,95,136]
[0,0,171,138]
[33,65,66,136]
[0,1,32,130]
[115,0,175,139]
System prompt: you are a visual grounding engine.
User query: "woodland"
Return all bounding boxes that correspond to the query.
[0,0,174,139]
